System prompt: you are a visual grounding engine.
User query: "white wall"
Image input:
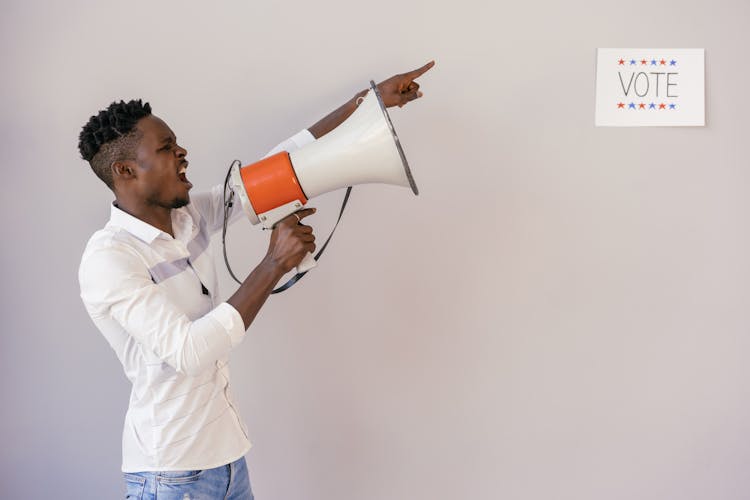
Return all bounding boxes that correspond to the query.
[2,0,750,498]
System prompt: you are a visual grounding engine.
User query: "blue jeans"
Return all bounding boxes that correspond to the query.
[123,456,254,500]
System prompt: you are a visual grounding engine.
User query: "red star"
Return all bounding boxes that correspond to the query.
[639,103,646,109]
[618,58,625,65]
[618,102,625,108]
[641,59,648,65]
[660,59,666,65]
[659,103,666,109]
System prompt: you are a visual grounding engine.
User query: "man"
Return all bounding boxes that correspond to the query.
[78,61,434,500]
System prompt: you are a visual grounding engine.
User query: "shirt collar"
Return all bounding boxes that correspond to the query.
[109,203,166,244]
[108,203,197,245]
[172,208,196,244]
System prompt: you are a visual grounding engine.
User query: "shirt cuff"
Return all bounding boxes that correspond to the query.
[209,302,246,347]
[289,129,315,149]
[262,129,316,159]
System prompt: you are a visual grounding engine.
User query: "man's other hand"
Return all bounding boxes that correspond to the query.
[377,60,436,108]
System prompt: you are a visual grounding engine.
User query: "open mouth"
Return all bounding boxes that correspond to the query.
[178,162,192,187]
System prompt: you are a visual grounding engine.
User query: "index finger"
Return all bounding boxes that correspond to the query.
[404,60,435,79]
[293,207,317,221]
[279,208,316,226]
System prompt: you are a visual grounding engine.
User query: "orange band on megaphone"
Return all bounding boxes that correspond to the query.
[239,152,308,214]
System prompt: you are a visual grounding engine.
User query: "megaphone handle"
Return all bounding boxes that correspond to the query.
[296,252,317,274]
[271,187,353,294]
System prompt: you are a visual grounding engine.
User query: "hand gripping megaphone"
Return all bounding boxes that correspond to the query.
[228,80,419,275]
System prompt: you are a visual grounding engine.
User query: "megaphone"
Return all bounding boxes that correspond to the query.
[229,80,419,274]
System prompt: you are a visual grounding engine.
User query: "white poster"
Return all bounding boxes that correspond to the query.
[595,48,705,127]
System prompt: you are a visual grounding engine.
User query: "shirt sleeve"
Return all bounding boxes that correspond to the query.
[79,243,246,377]
[191,129,316,235]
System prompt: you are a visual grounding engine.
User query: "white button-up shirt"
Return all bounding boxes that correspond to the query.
[79,130,314,472]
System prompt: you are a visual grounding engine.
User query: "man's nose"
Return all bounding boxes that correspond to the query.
[175,144,187,158]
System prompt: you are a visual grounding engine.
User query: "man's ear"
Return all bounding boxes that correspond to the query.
[111,160,137,182]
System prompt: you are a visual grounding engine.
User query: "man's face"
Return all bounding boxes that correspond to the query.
[131,115,192,209]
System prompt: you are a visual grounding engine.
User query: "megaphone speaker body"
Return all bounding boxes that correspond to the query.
[229,80,418,273]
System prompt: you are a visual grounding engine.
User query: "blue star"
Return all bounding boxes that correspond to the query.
[669,104,676,109]
[628,102,636,109]
[651,59,657,65]
[630,59,637,65]
[649,103,656,109]
[670,60,677,66]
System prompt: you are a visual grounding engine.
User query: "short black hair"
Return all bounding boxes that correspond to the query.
[78,99,152,190]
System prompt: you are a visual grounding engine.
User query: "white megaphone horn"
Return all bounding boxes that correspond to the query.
[229,80,419,274]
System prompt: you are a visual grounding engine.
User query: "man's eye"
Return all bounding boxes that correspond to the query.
[159,145,172,152]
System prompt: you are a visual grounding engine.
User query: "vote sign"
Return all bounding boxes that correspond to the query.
[595,48,705,127]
